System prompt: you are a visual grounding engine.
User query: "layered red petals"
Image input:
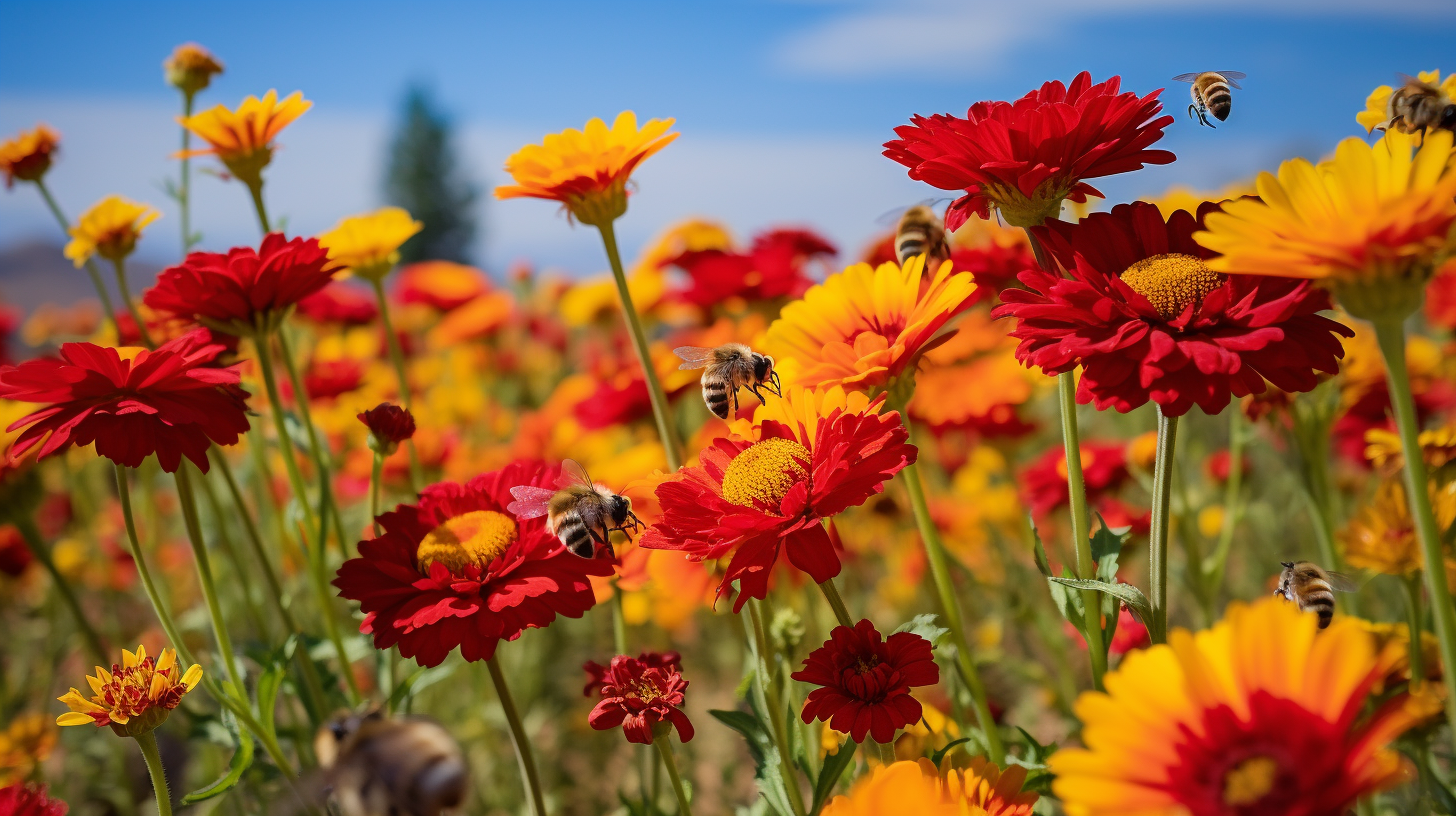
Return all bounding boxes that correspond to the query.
[668,228,836,306]
[333,460,615,667]
[793,619,939,744]
[144,232,336,331]
[0,331,249,472]
[587,654,695,745]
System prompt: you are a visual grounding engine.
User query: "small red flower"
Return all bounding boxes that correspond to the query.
[587,654,695,745]
[885,73,1175,229]
[667,228,836,306]
[0,525,32,577]
[356,402,416,454]
[1426,260,1456,331]
[574,377,652,430]
[1064,606,1150,657]
[0,304,20,366]
[792,619,939,744]
[584,650,682,697]
[640,401,915,611]
[296,282,379,326]
[992,202,1354,417]
[299,358,364,401]
[333,460,615,667]
[144,233,336,335]
[1020,442,1129,517]
[0,331,249,473]
[0,783,68,816]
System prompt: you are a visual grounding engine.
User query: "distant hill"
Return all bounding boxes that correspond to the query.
[0,240,160,313]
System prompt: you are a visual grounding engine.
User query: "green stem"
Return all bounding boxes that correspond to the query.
[1057,371,1108,686]
[173,466,244,690]
[1404,572,1426,690]
[653,735,694,816]
[34,178,120,336]
[815,579,854,629]
[900,456,1004,763]
[746,599,807,816]
[134,731,172,816]
[276,327,347,556]
[246,179,271,235]
[1373,317,1456,757]
[209,450,298,632]
[1149,409,1179,645]
[875,740,896,766]
[110,257,154,348]
[369,451,384,538]
[612,583,629,655]
[1299,440,1343,573]
[14,516,107,665]
[179,91,195,252]
[195,472,270,640]
[594,220,683,471]
[487,654,548,816]
[368,276,424,492]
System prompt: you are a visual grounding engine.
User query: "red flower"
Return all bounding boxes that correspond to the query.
[1020,442,1129,517]
[0,783,68,816]
[574,377,652,430]
[143,233,336,335]
[0,304,20,366]
[884,73,1175,230]
[1204,449,1249,483]
[333,460,615,667]
[667,228,836,307]
[992,202,1354,417]
[300,358,364,401]
[0,525,32,577]
[640,401,915,611]
[584,650,682,697]
[296,282,379,326]
[1426,261,1456,331]
[0,331,249,473]
[587,654,695,745]
[792,619,939,744]
[357,402,416,454]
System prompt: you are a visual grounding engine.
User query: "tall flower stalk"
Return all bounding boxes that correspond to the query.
[487,655,548,816]
[33,179,120,335]
[1147,409,1178,643]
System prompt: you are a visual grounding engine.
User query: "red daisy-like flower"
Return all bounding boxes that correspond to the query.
[667,228,836,307]
[992,202,1355,417]
[143,232,336,335]
[1020,442,1129,517]
[0,330,249,473]
[640,400,915,611]
[295,281,379,326]
[792,619,939,744]
[587,653,695,745]
[583,650,682,697]
[299,358,364,401]
[884,73,1175,230]
[0,783,68,816]
[333,460,615,667]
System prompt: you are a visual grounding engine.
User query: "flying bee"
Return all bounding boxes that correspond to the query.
[673,344,782,420]
[1375,74,1456,137]
[893,204,951,270]
[1273,560,1357,630]
[1173,71,1246,128]
[507,459,642,558]
[312,707,467,816]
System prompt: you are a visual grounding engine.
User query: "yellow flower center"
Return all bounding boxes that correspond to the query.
[1119,253,1222,320]
[721,438,811,509]
[1222,755,1279,806]
[416,510,518,573]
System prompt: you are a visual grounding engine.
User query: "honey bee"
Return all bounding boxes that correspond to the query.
[312,708,467,816]
[1374,74,1456,137]
[507,459,642,558]
[1173,71,1246,128]
[893,204,951,269]
[1273,560,1357,630]
[673,344,782,419]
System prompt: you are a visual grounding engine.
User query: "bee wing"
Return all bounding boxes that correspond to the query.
[1171,73,1201,83]
[507,486,555,520]
[1324,571,1360,593]
[558,458,596,491]
[673,346,717,371]
[1219,71,1246,88]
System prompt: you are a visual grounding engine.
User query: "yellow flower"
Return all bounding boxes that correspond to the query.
[0,712,56,785]
[1049,597,1435,816]
[179,90,311,185]
[822,757,1036,816]
[63,195,160,267]
[1196,131,1456,319]
[1342,478,1456,577]
[495,111,678,226]
[0,123,60,187]
[1141,179,1255,219]
[1357,70,1456,134]
[559,266,665,327]
[730,384,874,451]
[163,42,224,94]
[763,255,976,393]
[57,645,202,737]
[317,207,423,282]
[1365,425,1456,476]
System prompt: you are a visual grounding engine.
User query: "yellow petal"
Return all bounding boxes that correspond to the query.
[122,647,140,669]
[56,712,95,726]
[86,673,106,696]
[181,664,204,691]
[149,671,168,700]
[155,649,177,674]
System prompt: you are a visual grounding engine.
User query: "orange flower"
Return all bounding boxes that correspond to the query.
[0,124,59,188]
[179,90,311,185]
[163,42,223,94]
[56,645,202,737]
[62,196,160,267]
[822,758,1036,816]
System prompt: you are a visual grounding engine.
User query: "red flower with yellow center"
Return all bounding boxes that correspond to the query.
[334,460,615,667]
[640,390,915,610]
[586,653,695,745]
[0,124,59,188]
[884,72,1174,230]
[55,645,202,737]
[993,202,1353,416]
[793,619,939,744]
[1050,597,1437,816]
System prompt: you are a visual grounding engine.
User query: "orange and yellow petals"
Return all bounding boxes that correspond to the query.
[317,207,423,281]
[0,123,60,186]
[495,111,678,204]
[62,196,161,267]
[55,645,201,735]
[179,89,310,161]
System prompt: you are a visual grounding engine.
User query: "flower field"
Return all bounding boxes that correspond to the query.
[3,41,1456,816]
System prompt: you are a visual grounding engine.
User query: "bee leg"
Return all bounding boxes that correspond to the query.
[732,387,740,415]
[769,372,783,397]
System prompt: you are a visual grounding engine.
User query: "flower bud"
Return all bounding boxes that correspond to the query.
[358,402,416,455]
[164,43,224,95]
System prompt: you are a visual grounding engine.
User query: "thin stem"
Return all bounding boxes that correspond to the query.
[210,450,297,631]
[276,327,347,555]
[110,257,154,348]
[1149,409,1179,645]
[653,735,694,816]
[14,516,107,665]
[134,731,172,816]
[1404,572,1426,691]
[875,740,896,766]
[195,473,270,640]
[1057,371,1108,686]
[612,583,629,655]
[369,451,384,538]
[1299,438,1344,572]
[246,179,271,235]
[179,91,195,252]
[746,599,807,816]
[1373,317,1456,757]
[487,654,548,816]
[594,220,683,471]
[173,467,244,690]
[369,277,425,492]
[34,178,120,335]
[815,579,854,629]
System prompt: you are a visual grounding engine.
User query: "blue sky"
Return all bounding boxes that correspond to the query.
[2,0,1454,298]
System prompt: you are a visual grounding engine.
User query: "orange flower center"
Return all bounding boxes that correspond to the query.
[416,510,517,573]
[1119,253,1222,320]
[1222,755,1278,806]
[721,438,811,509]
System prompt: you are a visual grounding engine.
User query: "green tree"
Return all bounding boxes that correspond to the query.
[384,85,479,264]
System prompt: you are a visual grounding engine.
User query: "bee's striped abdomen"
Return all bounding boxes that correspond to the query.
[557,516,596,557]
[703,378,730,419]
[895,229,927,265]
[1300,578,1336,629]
[1204,79,1232,121]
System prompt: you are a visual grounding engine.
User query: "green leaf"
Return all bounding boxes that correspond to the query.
[1048,577,1152,626]
[711,708,793,816]
[1090,514,1128,583]
[892,614,950,648]
[929,736,971,767]
[1045,573,1085,631]
[1029,520,1052,578]
[255,663,284,740]
[810,741,858,815]
[1014,727,1053,765]
[180,709,254,804]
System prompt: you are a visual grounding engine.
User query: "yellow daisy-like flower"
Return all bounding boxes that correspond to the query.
[822,757,1036,816]
[1365,425,1456,477]
[494,111,678,226]
[0,712,56,786]
[317,207,424,282]
[163,42,224,95]
[0,123,60,188]
[1049,597,1435,816]
[57,645,202,737]
[763,255,976,393]
[1342,478,1456,577]
[179,90,311,185]
[62,195,160,267]
[727,384,873,451]
[1196,131,1456,320]
[1357,70,1456,134]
